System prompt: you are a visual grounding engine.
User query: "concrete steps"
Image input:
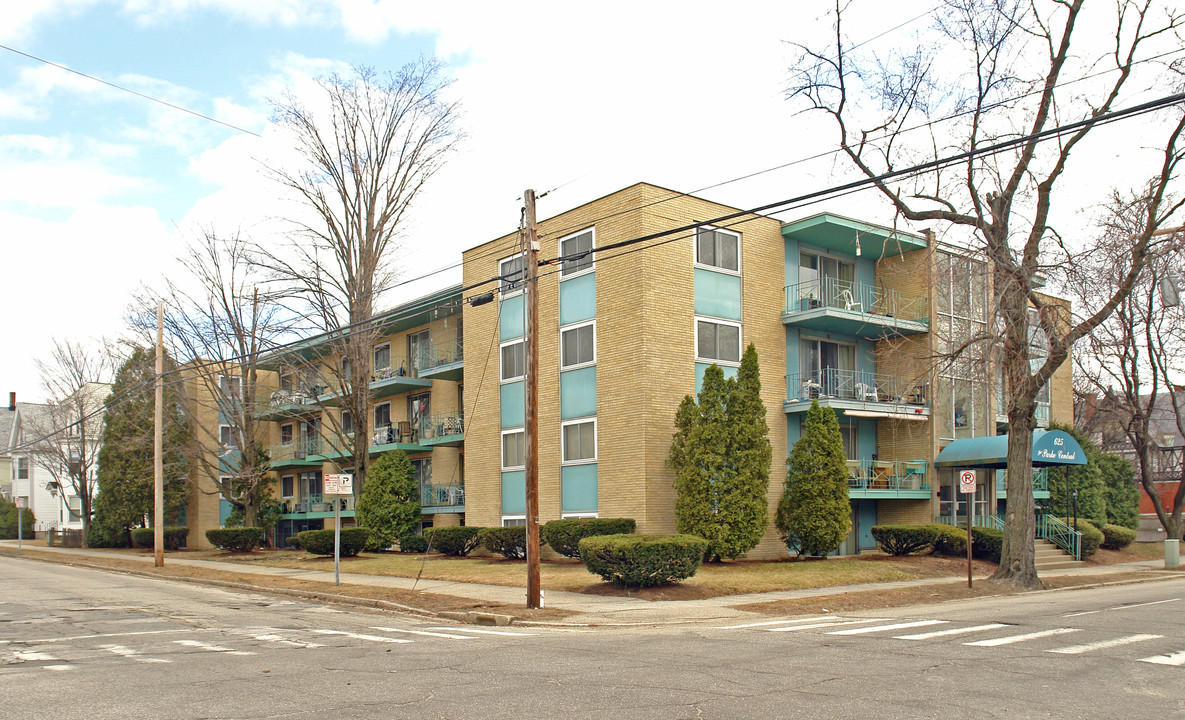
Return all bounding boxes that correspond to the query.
[1035,538,1085,570]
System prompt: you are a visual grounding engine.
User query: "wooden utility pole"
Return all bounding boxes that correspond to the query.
[524,189,541,609]
[154,301,165,567]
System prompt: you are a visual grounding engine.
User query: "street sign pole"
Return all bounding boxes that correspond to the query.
[323,473,352,587]
[334,497,340,586]
[16,497,22,551]
[959,470,976,589]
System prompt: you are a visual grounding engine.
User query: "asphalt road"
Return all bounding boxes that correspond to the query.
[1,555,1182,719]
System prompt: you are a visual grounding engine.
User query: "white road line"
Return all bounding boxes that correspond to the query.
[13,650,59,662]
[768,618,888,632]
[1048,634,1163,655]
[42,665,72,672]
[1063,610,1100,617]
[370,626,475,640]
[895,623,1010,640]
[173,640,256,656]
[2,629,194,645]
[310,630,411,644]
[250,634,322,648]
[1137,650,1185,666]
[714,617,833,630]
[98,644,171,663]
[424,627,537,637]
[1109,598,1180,611]
[828,620,948,636]
[965,628,1081,647]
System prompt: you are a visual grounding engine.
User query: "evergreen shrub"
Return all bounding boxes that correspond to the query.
[1101,523,1137,550]
[1070,519,1104,557]
[130,527,188,550]
[870,525,939,555]
[0,498,36,539]
[292,528,370,557]
[205,527,263,552]
[478,526,543,560]
[424,526,481,556]
[932,524,968,556]
[970,527,1004,562]
[541,518,636,558]
[398,534,429,553]
[578,533,708,587]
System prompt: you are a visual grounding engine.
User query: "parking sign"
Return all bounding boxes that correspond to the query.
[959,470,976,494]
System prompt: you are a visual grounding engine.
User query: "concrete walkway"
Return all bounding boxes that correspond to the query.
[2,541,1176,627]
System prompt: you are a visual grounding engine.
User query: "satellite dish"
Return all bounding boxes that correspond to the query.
[1162,271,1180,308]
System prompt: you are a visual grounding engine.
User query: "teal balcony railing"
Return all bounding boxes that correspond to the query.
[420,481,465,510]
[784,277,927,324]
[846,459,929,492]
[268,436,322,463]
[788,369,928,405]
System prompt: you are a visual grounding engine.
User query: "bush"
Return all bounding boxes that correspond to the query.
[578,533,709,587]
[424,526,481,556]
[292,528,370,557]
[970,527,1003,563]
[398,534,428,553]
[205,527,263,553]
[0,498,35,539]
[1070,519,1104,558]
[541,518,637,558]
[477,526,544,560]
[1101,523,1137,550]
[932,524,968,557]
[130,527,188,550]
[87,522,130,548]
[870,525,939,556]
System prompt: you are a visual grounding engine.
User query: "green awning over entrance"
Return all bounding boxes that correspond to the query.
[934,430,1087,469]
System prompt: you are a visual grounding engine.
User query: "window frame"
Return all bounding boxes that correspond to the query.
[372,342,391,373]
[501,428,525,471]
[499,255,526,296]
[280,423,294,446]
[373,402,391,431]
[560,320,596,370]
[16,456,28,480]
[218,424,237,450]
[218,374,243,399]
[501,515,526,527]
[694,316,743,366]
[694,226,741,274]
[561,418,597,465]
[281,475,295,499]
[559,228,595,278]
[340,410,354,437]
[561,512,598,520]
[500,339,525,383]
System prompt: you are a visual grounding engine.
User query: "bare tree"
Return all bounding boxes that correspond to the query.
[23,339,115,546]
[253,60,462,492]
[132,230,289,527]
[788,0,1185,587]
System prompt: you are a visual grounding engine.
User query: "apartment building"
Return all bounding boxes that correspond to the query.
[207,182,1070,558]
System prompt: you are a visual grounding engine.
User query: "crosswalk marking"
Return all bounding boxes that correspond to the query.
[98,644,171,663]
[371,626,475,640]
[1048,634,1163,655]
[768,618,889,632]
[42,665,72,671]
[1137,650,1185,666]
[715,617,832,630]
[310,630,411,644]
[174,640,255,656]
[895,623,1009,640]
[828,620,948,636]
[424,627,536,636]
[13,650,59,662]
[965,628,1081,647]
[249,634,322,649]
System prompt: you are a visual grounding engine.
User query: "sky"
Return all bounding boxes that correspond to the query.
[2,0,1181,402]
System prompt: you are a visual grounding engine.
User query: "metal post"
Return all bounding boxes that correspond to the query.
[523,189,541,609]
[334,498,341,586]
[154,301,165,567]
[966,485,974,589]
[16,500,22,551]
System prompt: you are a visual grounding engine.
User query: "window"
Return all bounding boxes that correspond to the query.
[502,516,526,527]
[500,255,526,295]
[374,403,391,430]
[561,322,595,369]
[299,471,320,497]
[696,318,741,364]
[219,375,242,398]
[280,373,294,392]
[373,343,391,372]
[408,330,430,376]
[695,227,739,272]
[341,410,354,436]
[560,229,594,276]
[562,513,598,520]
[280,424,294,446]
[16,457,28,480]
[412,458,432,489]
[281,475,294,498]
[502,429,525,470]
[562,419,596,464]
[501,340,525,382]
[409,393,430,437]
[341,356,352,384]
[219,425,237,449]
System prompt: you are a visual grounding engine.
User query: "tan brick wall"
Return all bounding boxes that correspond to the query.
[877,499,932,525]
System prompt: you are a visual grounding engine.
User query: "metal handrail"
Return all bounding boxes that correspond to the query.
[1038,514,1082,560]
[420,481,465,509]
[788,369,928,405]
[784,277,928,323]
[936,514,1004,530]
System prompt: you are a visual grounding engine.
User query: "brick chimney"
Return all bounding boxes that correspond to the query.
[7,392,13,411]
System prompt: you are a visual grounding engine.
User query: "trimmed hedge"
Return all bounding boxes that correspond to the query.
[292,528,370,557]
[1101,523,1137,550]
[205,527,263,553]
[130,527,188,551]
[541,518,637,559]
[970,527,1003,563]
[398,534,428,553]
[424,526,482,556]
[578,533,708,588]
[1071,519,1104,558]
[478,526,543,560]
[870,525,939,556]
[932,524,968,557]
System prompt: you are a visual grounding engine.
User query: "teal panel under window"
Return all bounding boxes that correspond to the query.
[500,295,525,341]
[695,362,738,393]
[500,381,524,428]
[219,498,233,526]
[501,471,525,515]
[559,272,596,325]
[560,366,597,419]
[859,419,877,460]
[562,464,598,513]
[694,268,742,321]
[857,339,876,375]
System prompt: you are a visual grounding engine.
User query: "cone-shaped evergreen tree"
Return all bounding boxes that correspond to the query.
[670,344,771,560]
[356,450,421,551]
[776,399,850,556]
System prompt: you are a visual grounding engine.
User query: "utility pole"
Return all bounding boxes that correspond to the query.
[524,189,541,609]
[154,300,165,567]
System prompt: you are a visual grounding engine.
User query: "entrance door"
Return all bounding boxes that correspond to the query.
[856,500,877,551]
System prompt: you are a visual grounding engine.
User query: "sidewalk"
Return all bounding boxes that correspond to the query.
[1,541,1176,627]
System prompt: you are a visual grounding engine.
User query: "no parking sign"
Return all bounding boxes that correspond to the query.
[959,470,976,494]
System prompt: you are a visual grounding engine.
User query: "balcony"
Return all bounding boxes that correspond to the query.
[420,481,465,513]
[268,437,324,467]
[416,411,465,447]
[281,493,356,518]
[784,369,930,421]
[996,467,1050,498]
[370,358,433,399]
[416,339,463,382]
[846,459,931,498]
[256,389,323,421]
[783,278,928,339]
[369,424,428,453]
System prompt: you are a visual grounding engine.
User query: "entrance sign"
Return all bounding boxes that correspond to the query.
[959,470,976,494]
[324,474,353,495]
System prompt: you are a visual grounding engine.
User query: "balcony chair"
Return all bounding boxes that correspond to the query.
[854,382,880,402]
[872,461,896,489]
[397,421,414,443]
[846,460,867,490]
[800,379,822,400]
[837,288,863,312]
